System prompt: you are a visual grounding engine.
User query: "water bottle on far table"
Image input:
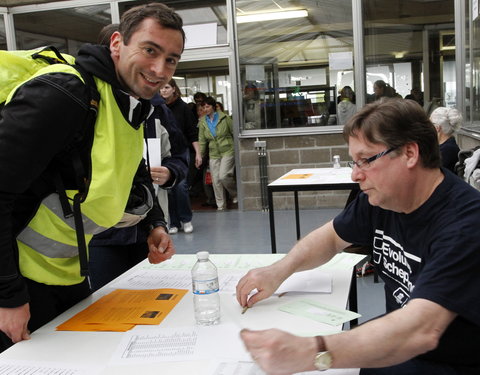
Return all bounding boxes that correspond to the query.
[333,155,341,168]
[192,251,220,325]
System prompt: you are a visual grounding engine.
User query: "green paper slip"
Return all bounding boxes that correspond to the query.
[279,299,361,326]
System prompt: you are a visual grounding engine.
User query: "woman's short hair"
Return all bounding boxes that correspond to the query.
[203,96,217,107]
[430,107,463,136]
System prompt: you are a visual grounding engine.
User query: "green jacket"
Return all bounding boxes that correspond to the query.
[198,111,234,159]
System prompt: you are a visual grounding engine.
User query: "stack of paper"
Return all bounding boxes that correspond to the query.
[57,288,187,332]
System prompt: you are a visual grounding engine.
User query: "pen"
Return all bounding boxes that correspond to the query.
[241,306,249,314]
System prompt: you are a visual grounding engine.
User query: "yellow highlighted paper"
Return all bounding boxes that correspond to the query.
[56,288,187,332]
[281,173,313,180]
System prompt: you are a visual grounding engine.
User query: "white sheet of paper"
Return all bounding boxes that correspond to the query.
[109,269,243,294]
[276,269,332,294]
[0,360,102,375]
[110,323,249,365]
[206,361,359,375]
[144,138,161,167]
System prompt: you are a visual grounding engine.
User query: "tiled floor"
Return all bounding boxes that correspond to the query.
[171,208,385,325]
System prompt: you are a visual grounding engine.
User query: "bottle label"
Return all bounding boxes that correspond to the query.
[193,277,219,295]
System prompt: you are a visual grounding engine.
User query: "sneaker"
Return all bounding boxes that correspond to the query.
[168,226,178,234]
[232,197,238,204]
[217,207,225,211]
[183,222,193,233]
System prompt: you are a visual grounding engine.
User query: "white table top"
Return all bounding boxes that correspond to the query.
[0,253,361,375]
[269,167,356,187]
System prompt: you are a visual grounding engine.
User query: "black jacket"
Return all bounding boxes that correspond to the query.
[0,44,165,307]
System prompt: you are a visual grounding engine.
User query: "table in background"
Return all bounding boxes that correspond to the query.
[268,167,357,253]
[0,253,362,375]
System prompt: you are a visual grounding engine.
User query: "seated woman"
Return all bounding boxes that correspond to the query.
[430,106,463,172]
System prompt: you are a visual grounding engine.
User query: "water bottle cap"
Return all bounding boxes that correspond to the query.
[196,251,210,260]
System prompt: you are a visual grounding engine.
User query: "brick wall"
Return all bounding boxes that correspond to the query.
[238,134,351,210]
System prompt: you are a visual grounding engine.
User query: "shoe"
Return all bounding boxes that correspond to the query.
[232,197,238,204]
[183,222,193,233]
[168,226,178,234]
[217,207,225,211]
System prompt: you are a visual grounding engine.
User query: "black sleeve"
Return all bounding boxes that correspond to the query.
[183,104,199,144]
[132,160,167,232]
[0,72,91,307]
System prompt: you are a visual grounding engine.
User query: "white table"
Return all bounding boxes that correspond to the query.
[0,253,361,375]
[268,167,357,253]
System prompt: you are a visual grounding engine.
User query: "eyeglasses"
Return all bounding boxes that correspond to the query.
[347,147,397,170]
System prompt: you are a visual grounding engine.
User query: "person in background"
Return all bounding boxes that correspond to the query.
[0,3,182,351]
[430,106,462,173]
[199,96,237,210]
[336,86,357,125]
[405,87,424,107]
[192,91,207,122]
[237,98,480,375]
[161,79,200,234]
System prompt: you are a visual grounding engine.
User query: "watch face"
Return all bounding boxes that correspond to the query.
[314,351,333,371]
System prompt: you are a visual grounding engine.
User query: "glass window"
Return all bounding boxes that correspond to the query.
[363,0,454,115]
[236,0,353,130]
[13,5,111,54]
[0,14,6,50]
[175,58,231,114]
[119,1,227,47]
[465,1,480,131]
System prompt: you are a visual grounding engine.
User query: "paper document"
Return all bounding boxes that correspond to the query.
[0,360,102,375]
[206,361,359,375]
[279,299,361,326]
[111,323,250,365]
[276,269,332,294]
[144,138,161,167]
[57,288,187,332]
[110,269,244,294]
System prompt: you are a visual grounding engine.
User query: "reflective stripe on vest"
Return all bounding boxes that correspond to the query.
[16,73,144,286]
[16,193,109,258]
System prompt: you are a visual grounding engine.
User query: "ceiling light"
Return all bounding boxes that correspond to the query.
[237,9,308,24]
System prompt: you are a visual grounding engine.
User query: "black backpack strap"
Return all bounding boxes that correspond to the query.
[31,45,69,65]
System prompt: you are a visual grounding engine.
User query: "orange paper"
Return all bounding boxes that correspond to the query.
[57,288,187,332]
[282,173,313,179]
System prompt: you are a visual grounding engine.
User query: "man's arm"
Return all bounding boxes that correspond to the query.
[236,221,350,307]
[241,298,456,374]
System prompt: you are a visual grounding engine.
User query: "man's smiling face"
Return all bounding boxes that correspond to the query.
[110,18,183,99]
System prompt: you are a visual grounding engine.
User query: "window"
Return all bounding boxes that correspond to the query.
[0,14,6,50]
[363,0,455,115]
[236,0,354,131]
[13,5,111,54]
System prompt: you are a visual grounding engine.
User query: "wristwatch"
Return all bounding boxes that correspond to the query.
[314,336,333,371]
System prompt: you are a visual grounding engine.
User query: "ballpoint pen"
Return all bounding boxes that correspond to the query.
[241,306,249,314]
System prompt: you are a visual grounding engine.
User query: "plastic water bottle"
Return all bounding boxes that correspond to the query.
[192,251,220,325]
[333,155,341,168]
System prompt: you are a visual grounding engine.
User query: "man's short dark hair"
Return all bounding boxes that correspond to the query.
[343,98,441,168]
[119,3,185,48]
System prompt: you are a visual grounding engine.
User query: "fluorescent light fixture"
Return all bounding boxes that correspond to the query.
[172,76,185,80]
[237,9,308,24]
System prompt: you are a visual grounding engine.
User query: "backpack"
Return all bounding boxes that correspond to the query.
[0,46,100,277]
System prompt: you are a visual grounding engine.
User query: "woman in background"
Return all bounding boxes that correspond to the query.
[161,79,201,234]
[199,96,237,210]
[430,106,462,172]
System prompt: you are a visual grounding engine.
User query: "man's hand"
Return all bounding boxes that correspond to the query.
[240,329,317,375]
[0,304,31,344]
[147,226,175,263]
[235,265,284,308]
[150,166,171,185]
